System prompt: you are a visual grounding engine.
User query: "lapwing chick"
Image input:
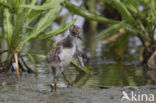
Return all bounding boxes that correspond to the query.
[46,25,84,92]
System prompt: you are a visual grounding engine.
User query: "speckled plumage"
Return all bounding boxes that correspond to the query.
[46,25,84,92]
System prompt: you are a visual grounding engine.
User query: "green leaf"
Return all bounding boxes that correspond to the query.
[111,0,135,24]
[151,0,156,17]
[64,1,118,24]
[32,54,46,59]
[27,0,37,15]
[124,0,139,12]
[31,53,91,73]
[34,19,76,40]
[20,0,63,10]
[71,59,92,73]
[20,4,48,10]
[98,22,125,39]
[124,3,138,13]
[26,52,38,73]
[12,0,20,10]
[0,1,11,9]
[73,73,91,87]
[17,0,64,51]
[3,9,13,51]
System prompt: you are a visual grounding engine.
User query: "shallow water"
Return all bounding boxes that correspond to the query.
[1,7,155,91]
[21,34,156,91]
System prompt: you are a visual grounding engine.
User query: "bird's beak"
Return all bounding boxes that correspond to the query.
[78,36,82,40]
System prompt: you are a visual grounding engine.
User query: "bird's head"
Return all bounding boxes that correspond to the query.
[69,25,81,40]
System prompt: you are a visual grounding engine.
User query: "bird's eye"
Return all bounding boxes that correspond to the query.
[72,31,76,34]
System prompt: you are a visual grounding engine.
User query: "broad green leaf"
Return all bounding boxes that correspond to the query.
[34,19,76,40]
[98,22,125,39]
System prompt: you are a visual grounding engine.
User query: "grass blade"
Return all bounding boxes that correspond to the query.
[71,59,92,73]
[0,1,11,9]
[98,22,125,39]
[17,0,64,51]
[26,52,38,73]
[64,1,118,24]
[20,0,63,10]
[3,9,13,51]
[111,0,135,24]
[34,19,76,40]
[151,0,156,17]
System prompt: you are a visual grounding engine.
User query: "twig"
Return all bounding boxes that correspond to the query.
[20,56,35,73]
[14,53,20,78]
[0,49,8,54]
[18,61,26,72]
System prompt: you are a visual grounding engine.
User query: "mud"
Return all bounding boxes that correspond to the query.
[0,74,156,103]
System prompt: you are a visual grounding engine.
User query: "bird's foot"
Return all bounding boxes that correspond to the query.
[67,82,73,88]
[49,84,57,93]
[49,84,54,92]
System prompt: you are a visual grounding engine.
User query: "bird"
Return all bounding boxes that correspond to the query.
[46,25,84,92]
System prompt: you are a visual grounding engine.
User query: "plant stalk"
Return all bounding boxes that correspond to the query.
[14,53,20,78]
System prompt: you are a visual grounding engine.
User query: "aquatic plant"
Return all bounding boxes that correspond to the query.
[0,0,75,76]
[64,0,156,66]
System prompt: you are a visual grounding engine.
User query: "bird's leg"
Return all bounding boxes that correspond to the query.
[53,72,57,92]
[50,67,57,92]
[62,72,73,87]
[74,48,84,69]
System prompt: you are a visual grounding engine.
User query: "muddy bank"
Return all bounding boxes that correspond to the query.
[0,74,156,103]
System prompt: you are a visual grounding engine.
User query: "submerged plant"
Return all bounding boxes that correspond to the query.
[0,0,76,76]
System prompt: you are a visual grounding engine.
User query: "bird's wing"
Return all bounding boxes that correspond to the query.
[46,37,66,64]
[46,45,61,64]
[73,48,84,69]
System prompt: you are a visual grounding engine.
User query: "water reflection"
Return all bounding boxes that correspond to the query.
[21,31,156,91]
[142,68,156,85]
[1,12,153,91]
[0,43,156,91]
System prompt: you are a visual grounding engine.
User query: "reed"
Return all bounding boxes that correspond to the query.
[0,0,75,75]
